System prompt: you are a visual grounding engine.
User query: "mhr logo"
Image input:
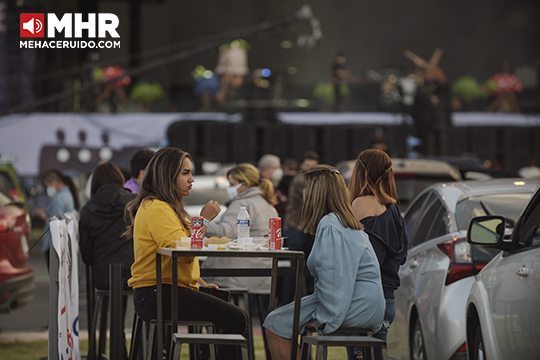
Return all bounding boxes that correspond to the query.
[20,13,119,38]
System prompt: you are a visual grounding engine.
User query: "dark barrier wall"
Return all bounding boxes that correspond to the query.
[167,120,540,175]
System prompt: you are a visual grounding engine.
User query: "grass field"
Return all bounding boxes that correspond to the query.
[0,334,348,360]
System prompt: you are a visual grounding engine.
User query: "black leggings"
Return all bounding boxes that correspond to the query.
[133,285,249,360]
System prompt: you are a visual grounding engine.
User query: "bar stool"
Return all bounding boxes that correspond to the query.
[300,334,387,360]
[86,264,132,360]
[300,326,378,360]
[129,314,216,360]
[170,333,249,360]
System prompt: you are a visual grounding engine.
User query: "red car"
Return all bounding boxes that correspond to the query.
[0,189,34,313]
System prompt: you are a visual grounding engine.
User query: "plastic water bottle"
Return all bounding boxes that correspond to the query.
[237,206,250,239]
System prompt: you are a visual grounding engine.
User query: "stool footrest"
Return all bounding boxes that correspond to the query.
[302,335,386,347]
[173,333,247,346]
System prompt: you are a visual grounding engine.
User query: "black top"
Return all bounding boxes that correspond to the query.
[79,183,136,290]
[361,202,409,299]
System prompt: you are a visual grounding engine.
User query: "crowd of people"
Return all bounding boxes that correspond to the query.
[38,146,412,360]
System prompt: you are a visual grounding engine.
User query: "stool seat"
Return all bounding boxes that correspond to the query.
[129,314,217,360]
[300,334,387,360]
[171,333,249,360]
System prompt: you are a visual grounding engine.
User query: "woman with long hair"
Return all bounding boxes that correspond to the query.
[80,162,136,290]
[263,165,385,360]
[348,149,409,360]
[34,169,79,270]
[79,162,136,360]
[125,147,249,359]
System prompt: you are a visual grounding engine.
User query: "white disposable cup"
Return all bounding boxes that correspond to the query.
[241,237,253,245]
[174,237,191,248]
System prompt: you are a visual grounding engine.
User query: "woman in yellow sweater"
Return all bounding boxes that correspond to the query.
[125,147,249,359]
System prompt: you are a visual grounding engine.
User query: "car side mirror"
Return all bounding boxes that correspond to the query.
[467,215,506,246]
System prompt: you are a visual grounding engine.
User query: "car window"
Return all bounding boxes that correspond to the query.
[0,171,17,195]
[455,193,533,231]
[427,205,451,240]
[404,193,429,239]
[412,194,446,247]
[0,191,15,206]
[396,177,454,211]
[183,188,230,207]
[515,196,540,250]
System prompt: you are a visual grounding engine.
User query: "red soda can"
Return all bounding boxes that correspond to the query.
[269,217,282,250]
[191,217,204,248]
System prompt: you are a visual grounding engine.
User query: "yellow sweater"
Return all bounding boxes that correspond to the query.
[127,199,199,290]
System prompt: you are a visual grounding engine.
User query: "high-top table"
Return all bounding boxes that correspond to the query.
[156,248,305,360]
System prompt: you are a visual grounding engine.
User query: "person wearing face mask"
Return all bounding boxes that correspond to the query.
[258,154,286,217]
[203,163,278,292]
[34,169,80,270]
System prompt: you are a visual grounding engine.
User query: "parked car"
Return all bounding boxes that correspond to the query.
[0,189,34,313]
[0,155,28,207]
[466,183,540,360]
[336,158,462,211]
[425,155,516,180]
[387,178,540,360]
[183,175,229,222]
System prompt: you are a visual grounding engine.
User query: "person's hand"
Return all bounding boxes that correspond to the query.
[200,200,221,222]
[434,47,444,56]
[404,49,413,59]
[33,206,47,221]
[205,283,219,290]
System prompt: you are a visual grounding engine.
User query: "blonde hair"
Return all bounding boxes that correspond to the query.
[124,147,192,238]
[227,163,278,205]
[348,149,397,205]
[299,165,363,235]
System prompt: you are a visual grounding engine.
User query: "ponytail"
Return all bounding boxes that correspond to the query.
[62,175,80,210]
[259,178,278,206]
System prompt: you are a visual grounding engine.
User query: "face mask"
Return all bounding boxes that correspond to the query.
[227,183,243,199]
[272,168,284,187]
[46,186,57,198]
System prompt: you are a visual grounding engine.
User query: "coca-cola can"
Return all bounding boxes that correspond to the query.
[191,217,204,248]
[269,217,282,250]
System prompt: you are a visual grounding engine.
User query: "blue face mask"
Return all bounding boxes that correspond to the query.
[227,183,243,199]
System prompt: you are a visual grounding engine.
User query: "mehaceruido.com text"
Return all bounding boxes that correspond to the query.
[20,40,121,49]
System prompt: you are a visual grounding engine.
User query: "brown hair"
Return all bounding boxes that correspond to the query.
[124,147,192,238]
[227,163,278,205]
[299,165,363,235]
[348,149,397,205]
[90,162,125,197]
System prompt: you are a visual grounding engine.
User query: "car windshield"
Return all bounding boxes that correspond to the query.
[0,190,15,206]
[396,177,454,211]
[183,188,230,206]
[456,193,533,231]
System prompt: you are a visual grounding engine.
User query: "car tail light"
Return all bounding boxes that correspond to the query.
[438,237,485,285]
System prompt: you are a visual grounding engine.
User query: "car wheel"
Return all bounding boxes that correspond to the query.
[472,326,486,360]
[411,319,427,360]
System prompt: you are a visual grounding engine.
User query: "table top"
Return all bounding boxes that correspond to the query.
[157,247,304,259]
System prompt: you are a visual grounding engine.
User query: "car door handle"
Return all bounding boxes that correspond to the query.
[516,267,530,277]
[410,260,419,269]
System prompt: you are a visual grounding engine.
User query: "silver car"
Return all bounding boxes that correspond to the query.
[184,175,229,222]
[336,158,462,212]
[387,178,540,360]
[466,183,540,360]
